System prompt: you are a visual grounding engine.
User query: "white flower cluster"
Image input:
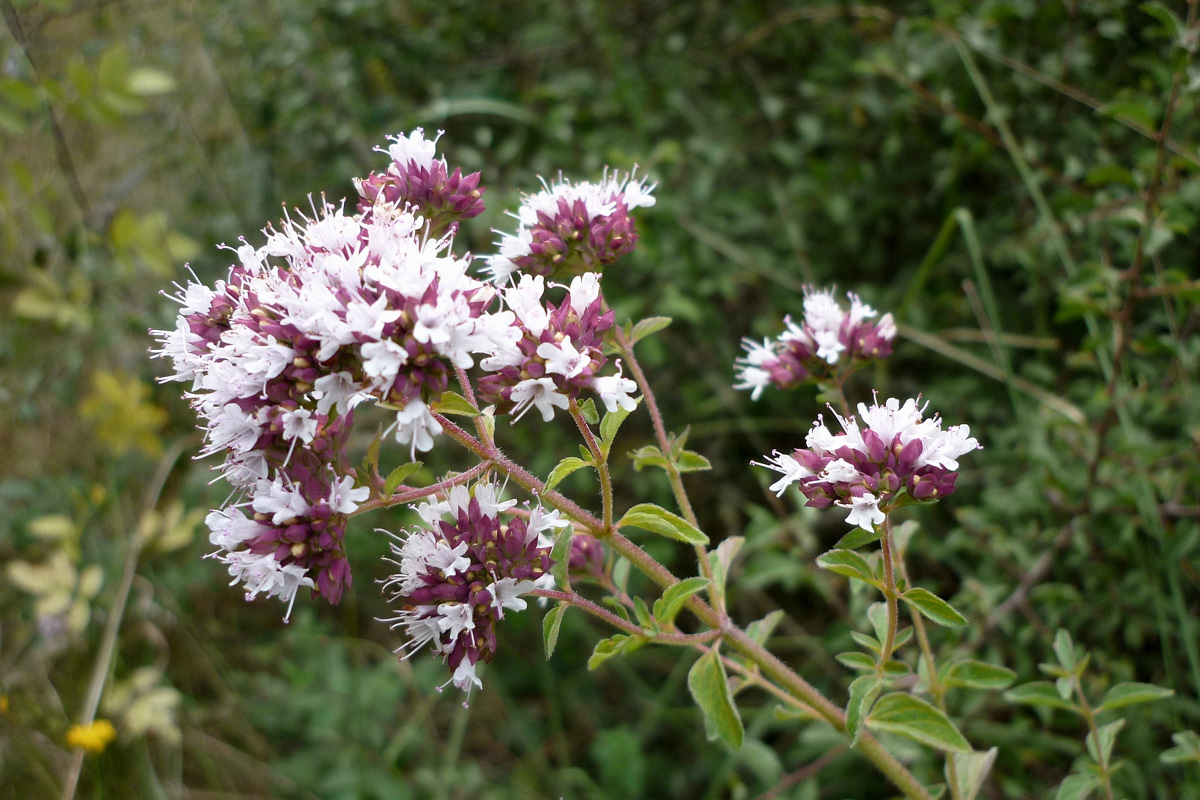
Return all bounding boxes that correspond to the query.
[484,170,657,284]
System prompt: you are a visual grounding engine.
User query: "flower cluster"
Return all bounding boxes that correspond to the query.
[477,273,638,421]
[355,128,485,236]
[758,397,980,531]
[381,482,557,693]
[151,132,517,616]
[735,288,896,399]
[484,170,656,284]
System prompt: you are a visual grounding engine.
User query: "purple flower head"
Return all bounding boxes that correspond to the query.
[355,129,485,235]
[380,481,553,694]
[484,169,656,284]
[735,287,896,399]
[756,396,980,532]
[476,273,638,422]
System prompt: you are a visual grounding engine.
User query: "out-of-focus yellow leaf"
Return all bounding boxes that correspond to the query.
[28,514,77,542]
[78,370,168,458]
[127,69,176,96]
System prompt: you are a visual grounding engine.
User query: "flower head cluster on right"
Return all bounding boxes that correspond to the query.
[735,287,896,399]
[759,397,980,532]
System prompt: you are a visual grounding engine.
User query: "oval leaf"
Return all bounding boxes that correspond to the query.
[941,660,1016,691]
[846,674,883,744]
[433,390,480,417]
[382,461,423,496]
[688,648,744,749]
[546,456,592,492]
[866,692,971,753]
[834,525,884,550]
[619,503,708,545]
[902,587,969,627]
[543,603,567,659]
[816,548,878,587]
[653,577,710,626]
[1098,682,1174,712]
[1004,682,1082,713]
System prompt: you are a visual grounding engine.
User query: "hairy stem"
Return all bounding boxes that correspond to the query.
[877,518,900,671]
[611,323,720,612]
[352,460,494,516]
[569,400,614,530]
[1076,678,1117,800]
[532,588,722,645]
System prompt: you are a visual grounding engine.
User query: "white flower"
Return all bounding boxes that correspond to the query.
[393,398,443,459]
[383,529,471,596]
[449,660,481,692]
[486,577,536,617]
[222,551,314,623]
[917,424,980,471]
[818,458,860,485]
[837,493,885,532]
[537,337,590,379]
[509,377,569,422]
[381,128,440,171]
[592,361,638,412]
[472,482,518,517]
[505,274,550,336]
[436,602,476,645]
[734,338,778,400]
[847,293,878,326]
[360,339,409,391]
[526,506,569,545]
[328,474,370,515]
[205,508,265,551]
[387,608,445,658]
[753,452,814,496]
[312,371,360,416]
[280,407,318,443]
[812,328,845,365]
[567,272,602,315]
[252,478,310,525]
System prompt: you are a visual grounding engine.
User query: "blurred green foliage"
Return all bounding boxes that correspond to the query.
[2,0,1199,798]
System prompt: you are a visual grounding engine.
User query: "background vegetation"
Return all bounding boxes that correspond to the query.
[2,0,1198,797]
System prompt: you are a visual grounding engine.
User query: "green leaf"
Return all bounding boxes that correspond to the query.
[949,748,998,800]
[940,660,1017,691]
[542,603,567,659]
[1054,773,1098,800]
[653,577,709,627]
[745,610,784,646]
[1004,682,1083,713]
[599,398,640,457]
[363,424,383,476]
[815,548,878,587]
[867,602,889,644]
[837,652,877,672]
[866,693,971,753]
[834,525,884,550]
[546,456,592,492]
[549,525,574,590]
[1161,731,1200,764]
[687,648,743,749]
[1053,629,1078,671]
[1087,719,1125,765]
[708,536,744,608]
[629,445,671,472]
[675,449,712,472]
[382,461,423,496]
[619,503,708,545]
[633,596,654,628]
[629,315,672,344]
[589,634,632,670]
[433,391,480,417]
[1141,1,1186,42]
[846,675,883,744]
[902,588,969,627]
[851,631,882,655]
[1098,682,1174,712]
[578,398,600,425]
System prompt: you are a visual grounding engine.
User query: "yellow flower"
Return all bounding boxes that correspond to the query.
[66,720,116,753]
[0,695,9,713]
